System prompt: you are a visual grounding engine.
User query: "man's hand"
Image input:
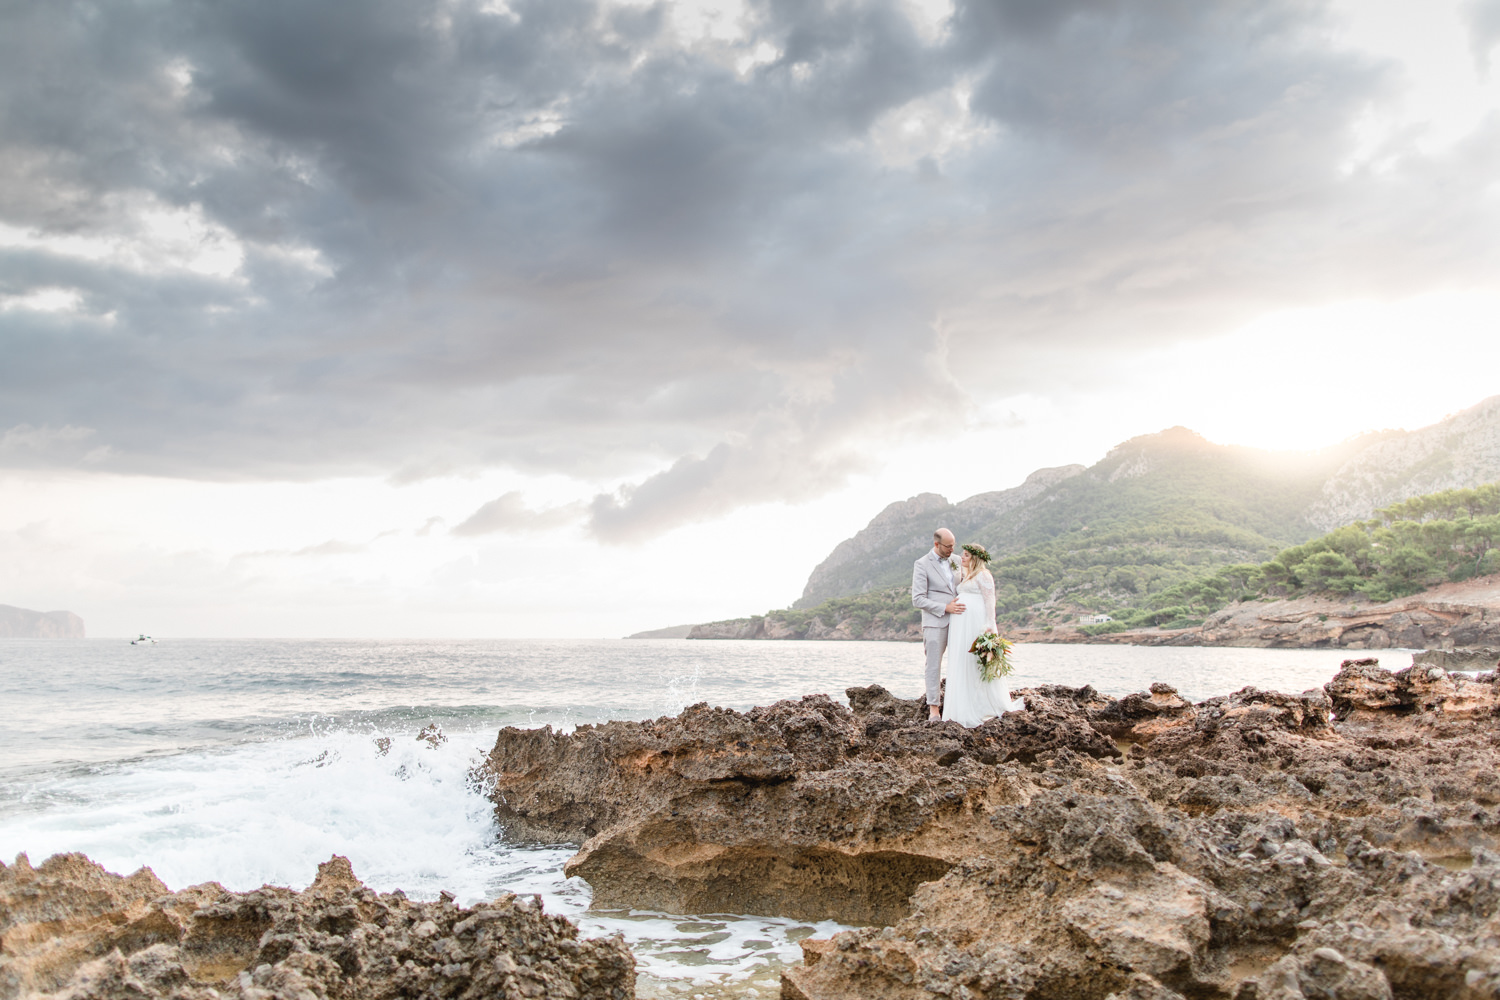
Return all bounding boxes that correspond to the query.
[945,599,966,615]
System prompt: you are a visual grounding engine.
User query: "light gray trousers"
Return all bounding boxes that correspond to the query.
[922,625,947,706]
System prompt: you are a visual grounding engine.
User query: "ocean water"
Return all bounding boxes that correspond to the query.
[0,638,1413,998]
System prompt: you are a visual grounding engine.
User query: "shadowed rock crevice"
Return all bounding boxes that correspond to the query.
[577,841,954,926]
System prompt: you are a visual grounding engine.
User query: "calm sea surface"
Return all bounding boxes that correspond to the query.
[0,638,1415,998]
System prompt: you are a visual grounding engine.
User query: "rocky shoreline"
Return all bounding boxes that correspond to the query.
[10,657,1499,999]
[0,854,634,1000]
[1020,576,1500,653]
[480,657,1500,999]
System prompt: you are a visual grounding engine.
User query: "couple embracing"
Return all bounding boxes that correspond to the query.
[912,528,1026,727]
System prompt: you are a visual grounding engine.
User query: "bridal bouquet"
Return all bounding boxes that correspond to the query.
[970,631,1014,682]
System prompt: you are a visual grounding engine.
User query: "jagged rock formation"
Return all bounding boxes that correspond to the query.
[480,659,1500,1000]
[0,605,84,639]
[0,854,634,1000]
[481,686,1118,925]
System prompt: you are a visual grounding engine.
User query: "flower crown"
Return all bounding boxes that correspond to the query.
[962,543,991,562]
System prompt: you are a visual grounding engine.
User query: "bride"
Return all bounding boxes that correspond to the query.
[942,543,1025,727]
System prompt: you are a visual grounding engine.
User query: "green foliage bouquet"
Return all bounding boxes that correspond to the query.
[969,630,1014,682]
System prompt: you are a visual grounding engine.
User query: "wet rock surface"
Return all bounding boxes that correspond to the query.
[0,853,634,1000]
[481,658,1500,999]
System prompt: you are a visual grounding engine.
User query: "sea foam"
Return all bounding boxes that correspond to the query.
[0,718,840,996]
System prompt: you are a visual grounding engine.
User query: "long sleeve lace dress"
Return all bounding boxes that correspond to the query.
[942,570,1025,726]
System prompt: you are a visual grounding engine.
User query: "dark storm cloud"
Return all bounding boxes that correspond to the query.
[1,0,1497,539]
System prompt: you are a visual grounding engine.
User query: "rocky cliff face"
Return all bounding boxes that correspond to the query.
[481,660,1500,1000]
[1307,394,1500,532]
[0,605,84,638]
[0,854,634,1000]
[1194,587,1500,652]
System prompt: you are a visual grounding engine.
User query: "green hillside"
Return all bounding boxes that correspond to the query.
[984,429,1329,548]
[709,428,1371,636]
[1084,483,1500,633]
[968,428,1351,623]
[729,482,1500,640]
[791,465,1084,609]
[789,428,1361,630]
[696,400,1500,640]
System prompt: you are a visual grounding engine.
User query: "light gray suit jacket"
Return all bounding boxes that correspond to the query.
[911,548,958,629]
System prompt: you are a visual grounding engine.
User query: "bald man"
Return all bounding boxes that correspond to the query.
[911,527,967,723]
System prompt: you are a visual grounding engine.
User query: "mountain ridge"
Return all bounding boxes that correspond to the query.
[689,395,1500,641]
[795,464,1086,608]
[1305,395,1500,530]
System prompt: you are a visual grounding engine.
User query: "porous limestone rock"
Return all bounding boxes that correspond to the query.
[481,687,1118,925]
[0,853,634,1000]
[480,657,1500,999]
[781,760,1500,1000]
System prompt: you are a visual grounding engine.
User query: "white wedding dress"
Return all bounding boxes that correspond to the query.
[942,570,1025,727]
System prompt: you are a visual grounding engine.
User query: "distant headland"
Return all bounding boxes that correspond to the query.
[625,623,695,639]
[0,604,85,638]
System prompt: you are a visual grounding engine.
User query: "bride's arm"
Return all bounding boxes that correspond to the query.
[981,571,997,631]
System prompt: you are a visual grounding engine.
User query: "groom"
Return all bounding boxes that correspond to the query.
[911,527,967,724]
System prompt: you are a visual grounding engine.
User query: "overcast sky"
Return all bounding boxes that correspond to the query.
[2,0,1499,637]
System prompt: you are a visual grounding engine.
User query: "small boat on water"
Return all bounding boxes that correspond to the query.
[130,634,156,645]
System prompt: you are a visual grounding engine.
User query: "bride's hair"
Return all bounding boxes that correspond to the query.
[960,552,991,584]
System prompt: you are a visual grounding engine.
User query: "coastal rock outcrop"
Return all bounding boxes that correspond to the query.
[481,686,1119,925]
[782,777,1500,1000]
[1017,574,1500,651]
[1187,584,1500,651]
[479,659,1500,999]
[0,853,634,1000]
[1326,656,1500,720]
